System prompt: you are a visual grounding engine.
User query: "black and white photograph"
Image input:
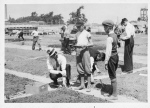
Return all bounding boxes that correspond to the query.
[0,0,149,107]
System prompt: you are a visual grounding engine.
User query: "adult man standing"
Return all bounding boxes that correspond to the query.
[75,20,93,92]
[63,24,71,54]
[120,18,135,73]
[31,28,42,51]
[102,20,119,100]
[46,48,71,87]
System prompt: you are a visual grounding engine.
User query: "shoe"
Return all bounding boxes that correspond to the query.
[105,95,118,100]
[39,48,42,51]
[122,70,133,74]
[74,86,85,90]
[127,70,133,74]
[53,81,59,86]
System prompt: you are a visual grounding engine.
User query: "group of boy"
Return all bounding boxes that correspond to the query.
[46,18,135,100]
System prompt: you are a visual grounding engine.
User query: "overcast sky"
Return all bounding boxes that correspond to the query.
[6,3,148,24]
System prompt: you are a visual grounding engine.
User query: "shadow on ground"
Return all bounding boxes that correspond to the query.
[47,44,61,48]
[5,38,32,42]
[95,83,113,95]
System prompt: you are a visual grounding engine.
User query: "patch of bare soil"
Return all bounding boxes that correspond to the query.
[5,74,35,96]
[5,88,109,103]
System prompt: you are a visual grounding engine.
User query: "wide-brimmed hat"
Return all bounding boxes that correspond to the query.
[47,48,56,56]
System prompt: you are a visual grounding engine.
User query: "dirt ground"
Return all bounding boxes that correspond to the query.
[94,70,147,102]
[5,47,147,102]
[5,88,109,103]
[5,33,148,103]
[5,73,35,96]
[5,73,108,103]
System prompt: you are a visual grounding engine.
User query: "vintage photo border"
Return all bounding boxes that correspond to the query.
[0,0,149,108]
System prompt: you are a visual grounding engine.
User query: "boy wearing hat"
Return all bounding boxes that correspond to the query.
[46,48,71,87]
[102,20,119,100]
[120,18,135,73]
[74,20,93,92]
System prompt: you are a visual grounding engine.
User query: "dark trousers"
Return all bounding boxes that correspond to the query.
[64,37,71,53]
[32,36,41,50]
[108,54,119,80]
[92,62,97,73]
[18,34,24,40]
[124,36,134,72]
[49,64,71,85]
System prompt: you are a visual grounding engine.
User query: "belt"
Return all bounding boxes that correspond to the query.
[111,52,118,56]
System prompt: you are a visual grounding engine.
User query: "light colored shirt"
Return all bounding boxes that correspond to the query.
[31,30,39,37]
[122,22,135,40]
[76,30,93,46]
[47,54,67,76]
[105,31,114,64]
[90,57,94,71]
[64,29,70,38]
[16,30,21,35]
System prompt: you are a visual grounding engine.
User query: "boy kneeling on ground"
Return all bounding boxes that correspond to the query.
[46,48,71,87]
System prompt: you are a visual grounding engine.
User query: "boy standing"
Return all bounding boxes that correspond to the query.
[75,20,93,92]
[31,28,42,51]
[102,20,119,100]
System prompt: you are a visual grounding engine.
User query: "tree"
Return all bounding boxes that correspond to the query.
[31,12,38,17]
[8,17,15,23]
[8,11,64,24]
[68,6,88,24]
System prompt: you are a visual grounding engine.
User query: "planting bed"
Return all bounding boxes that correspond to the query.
[5,73,35,96]
[5,88,109,103]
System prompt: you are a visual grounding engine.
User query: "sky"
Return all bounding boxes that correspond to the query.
[6,3,148,24]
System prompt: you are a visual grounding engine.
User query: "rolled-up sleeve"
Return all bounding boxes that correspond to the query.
[87,32,93,46]
[60,56,67,76]
[121,24,133,40]
[105,37,113,64]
